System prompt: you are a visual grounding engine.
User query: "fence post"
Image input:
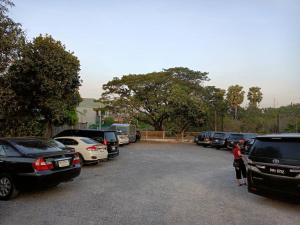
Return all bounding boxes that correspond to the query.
[146,131,148,140]
[181,132,184,142]
[163,131,165,140]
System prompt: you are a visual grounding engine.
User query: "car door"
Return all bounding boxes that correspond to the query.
[0,142,30,175]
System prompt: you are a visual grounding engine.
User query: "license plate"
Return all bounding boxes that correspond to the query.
[111,146,116,150]
[269,168,285,175]
[58,160,70,168]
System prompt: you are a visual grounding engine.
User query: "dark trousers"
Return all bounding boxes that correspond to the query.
[234,158,247,179]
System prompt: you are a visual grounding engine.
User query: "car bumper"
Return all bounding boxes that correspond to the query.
[248,170,300,197]
[84,150,108,161]
[16,166,81,188]
[108,150,119,158]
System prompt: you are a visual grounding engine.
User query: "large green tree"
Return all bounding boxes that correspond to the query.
[102,67,208,131]
[247,86,263,108]
[1,35,81,136]
[226,85,245,120]
[0,0,25,75]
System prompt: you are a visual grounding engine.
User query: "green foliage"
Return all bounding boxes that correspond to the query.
[0,0,25,75]
[226,85,245,119]
[102,67,208,132]
[103,116,115,127]
[0,34,81,136]
[247,87,263,108]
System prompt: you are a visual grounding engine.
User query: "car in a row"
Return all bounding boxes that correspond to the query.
[195,131,257,150]
[0,128,137,200]
[195,131,300,199]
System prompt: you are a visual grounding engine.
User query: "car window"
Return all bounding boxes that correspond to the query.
[214,133,225,138]
[80,138,98,144]
[229,134,244,139]
[57,138,78,146]
[105,132,117,141]
[250,139,300,160]
[0,145,6,156]
[0,144,20,157]
[12,139,63,154]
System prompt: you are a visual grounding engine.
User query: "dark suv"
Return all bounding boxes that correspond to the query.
[247,134,300,198]
[54,129,119,159]
[196,131,215,147]
[211,132,231,149]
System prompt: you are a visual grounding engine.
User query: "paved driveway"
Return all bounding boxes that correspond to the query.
[1,142,299,225]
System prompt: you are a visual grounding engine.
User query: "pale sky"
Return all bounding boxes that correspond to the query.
[10,0,300,107]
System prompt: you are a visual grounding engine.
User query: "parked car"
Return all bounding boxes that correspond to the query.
[196,131,215,147]
[54,129,119,159]
[226,133,256,150]
[0,137,81,200]
[211,132,231,149]
[116,131,130,145]
[247,133,300,198]
[54,137,108,165]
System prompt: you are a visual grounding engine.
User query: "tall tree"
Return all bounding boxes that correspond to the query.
[102,67,209,131]
[226,85,245,120]
[1,35,81,137]
[202,86,227,131]
[0,0,25,75]
[247,86,263,108]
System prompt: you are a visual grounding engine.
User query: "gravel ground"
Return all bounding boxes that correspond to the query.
[0,142,299,225]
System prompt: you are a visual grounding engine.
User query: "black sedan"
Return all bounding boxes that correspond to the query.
[0,137,81,200]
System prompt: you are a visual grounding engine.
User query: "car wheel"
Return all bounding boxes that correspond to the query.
[0,174,19,200]
[79,154,85,166]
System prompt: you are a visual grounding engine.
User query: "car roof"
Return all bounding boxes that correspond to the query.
[54,136,96,141]
[256,133,300,139]
[0,137,49,142]
[63,129,115,132]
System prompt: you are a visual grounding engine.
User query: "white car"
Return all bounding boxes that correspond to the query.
[54,136,108,164]
[117,132,130,145]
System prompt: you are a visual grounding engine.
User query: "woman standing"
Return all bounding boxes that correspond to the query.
[232,141,247,186]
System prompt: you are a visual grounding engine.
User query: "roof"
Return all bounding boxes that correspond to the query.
[77,98,104,108]
[256,133,300,139]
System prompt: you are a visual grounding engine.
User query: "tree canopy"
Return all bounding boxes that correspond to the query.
[0,35,81,136]
[102,67,208,131]
[226,85,245,119]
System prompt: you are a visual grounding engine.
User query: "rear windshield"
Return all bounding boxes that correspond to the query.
[105,132,117,141]
[80,138,98,144]
[214,133,225,138]
[229,134,244,140]
[250,139,300,160]
[12,139,63,154]
[244,134,257,139]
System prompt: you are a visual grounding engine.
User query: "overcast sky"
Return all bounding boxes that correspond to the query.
[10,0,300,107]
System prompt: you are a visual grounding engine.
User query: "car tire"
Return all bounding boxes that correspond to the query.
[79,154,85,166]
[0,174,19,200]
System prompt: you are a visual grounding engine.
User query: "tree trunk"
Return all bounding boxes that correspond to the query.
[46,120,53,138]
[234,106,238,120]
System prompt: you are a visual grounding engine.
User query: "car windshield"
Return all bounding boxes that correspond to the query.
[250,138,300,160]
[53,140,66,149]
[229,134,244,140]
[214,133,225,138]
[105,132,117,141]
[12,139,63,154]
[244,134,257,139]
[81,138,98,144]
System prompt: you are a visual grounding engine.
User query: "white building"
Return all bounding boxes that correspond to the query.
[77,98,107,128]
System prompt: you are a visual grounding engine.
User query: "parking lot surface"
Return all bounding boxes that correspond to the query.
[1,142,300,225]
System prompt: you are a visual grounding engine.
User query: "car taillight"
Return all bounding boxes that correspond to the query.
[72,153,81,165]
[103,139,108,145]
[86,145,97,151]
[33,157,54,171]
